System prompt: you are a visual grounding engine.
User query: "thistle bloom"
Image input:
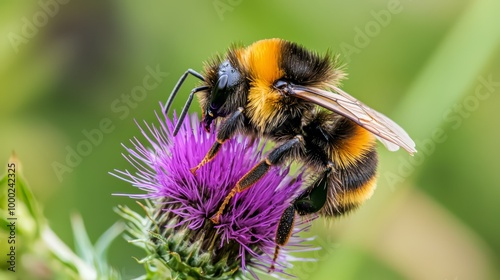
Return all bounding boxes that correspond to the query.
[112,106,315,279]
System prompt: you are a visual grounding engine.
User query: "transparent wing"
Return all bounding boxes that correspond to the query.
[293,85,417,155]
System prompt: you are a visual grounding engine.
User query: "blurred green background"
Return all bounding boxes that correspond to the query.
[1,0,499,279]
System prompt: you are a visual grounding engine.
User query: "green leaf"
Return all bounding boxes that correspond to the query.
[0,155,122,279]
[95,222,125,277]
[71,213,96,267]
[71,214,123,279]
[0,153,45,236]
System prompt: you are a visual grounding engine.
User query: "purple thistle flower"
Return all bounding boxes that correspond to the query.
[112,106,316,279]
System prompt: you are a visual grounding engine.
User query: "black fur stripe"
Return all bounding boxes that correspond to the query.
[279,41,334,85]
[338,148,378,191]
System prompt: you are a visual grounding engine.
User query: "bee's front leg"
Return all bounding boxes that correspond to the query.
[191,107,244,174]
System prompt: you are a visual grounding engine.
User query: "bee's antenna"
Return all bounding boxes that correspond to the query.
[173,85,209,136]
[164,69,205,116]
[163,69,208,136]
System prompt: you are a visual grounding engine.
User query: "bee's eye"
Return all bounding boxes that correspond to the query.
[204,61,239,131]
[208,60,241,117]
[210,75,229,112]
[218,60,240,88]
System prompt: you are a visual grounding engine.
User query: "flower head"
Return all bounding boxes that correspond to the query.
[113,107,314,279]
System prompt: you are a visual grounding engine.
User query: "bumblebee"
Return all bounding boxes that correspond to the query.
[164,38,416,269]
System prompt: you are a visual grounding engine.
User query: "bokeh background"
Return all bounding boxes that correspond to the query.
[1,0,499,279]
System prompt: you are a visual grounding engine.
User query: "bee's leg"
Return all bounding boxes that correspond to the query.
[210,135,304,224]
[270,205,295,271]
[270,163,333,271]
[294,162,333,215]
[190,107,244,174]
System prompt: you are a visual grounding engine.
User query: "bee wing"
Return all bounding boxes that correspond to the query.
[293,85,417,155]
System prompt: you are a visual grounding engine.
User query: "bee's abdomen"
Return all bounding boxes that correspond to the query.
[327,146,378,217]
[313,117,379,217]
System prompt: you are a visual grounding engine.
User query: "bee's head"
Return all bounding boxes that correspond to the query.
[203,59,241,132]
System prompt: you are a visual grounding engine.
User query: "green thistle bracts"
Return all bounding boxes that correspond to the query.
[117,201,245,280]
